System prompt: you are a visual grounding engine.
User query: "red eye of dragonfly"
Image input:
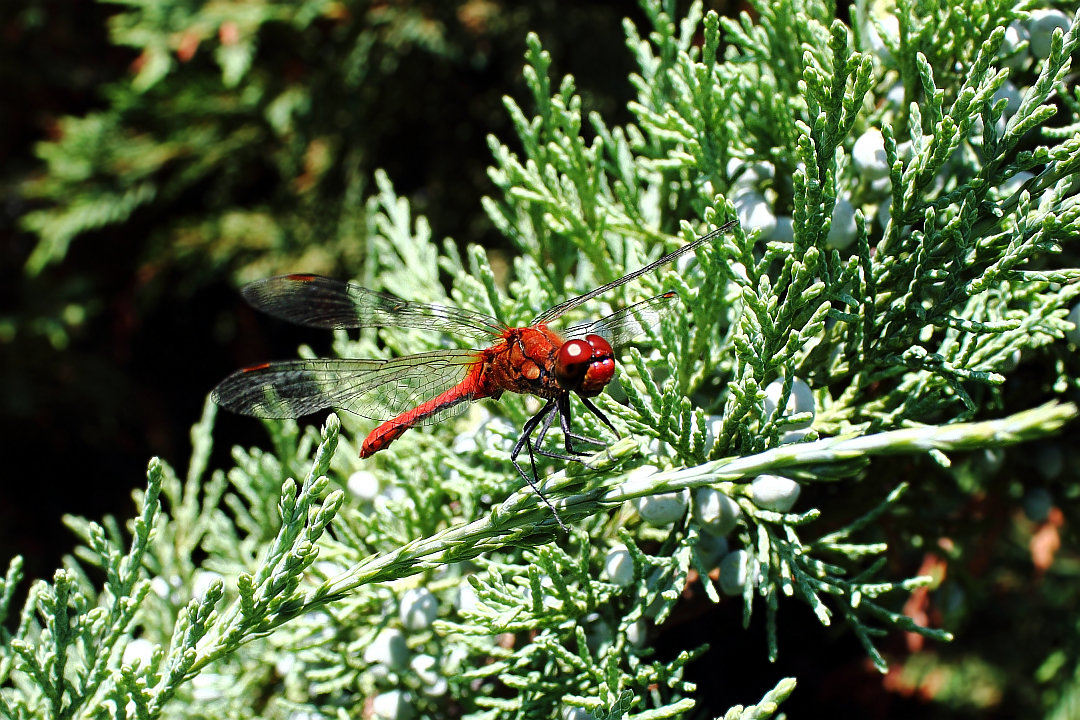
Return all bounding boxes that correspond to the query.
[554,334,615,397]
[212,220,736,528]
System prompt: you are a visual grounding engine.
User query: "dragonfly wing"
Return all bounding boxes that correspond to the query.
[530,220,735,325]
[211,350,480,424]
[564,292,680,349]
[242,274,505,341]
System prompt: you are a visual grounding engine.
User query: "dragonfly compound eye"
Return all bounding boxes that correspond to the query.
[555,334,615,396]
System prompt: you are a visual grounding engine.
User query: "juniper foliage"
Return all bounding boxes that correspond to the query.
[5,0,1080,718]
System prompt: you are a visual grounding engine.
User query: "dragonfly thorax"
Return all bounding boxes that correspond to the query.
[554,334,615,397]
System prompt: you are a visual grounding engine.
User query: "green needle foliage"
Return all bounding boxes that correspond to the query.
[6,0,1080,717]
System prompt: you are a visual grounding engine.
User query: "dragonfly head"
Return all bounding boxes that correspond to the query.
[555,334,615,397]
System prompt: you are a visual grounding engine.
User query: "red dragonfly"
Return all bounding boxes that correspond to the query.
[212,221,734,526]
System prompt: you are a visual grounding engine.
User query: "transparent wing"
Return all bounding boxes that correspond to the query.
[242,274,506,341]
[211,350,480,424]
[564,292,681,349]
[530,220,735,326]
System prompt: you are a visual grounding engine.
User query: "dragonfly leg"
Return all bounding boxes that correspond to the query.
[565,431,605,447]
[528,396,604,464]
[579,396,621,439]
[552,394,602,456]
[547,395,618,458]
[532,398,561,452]
[511,400,568,530]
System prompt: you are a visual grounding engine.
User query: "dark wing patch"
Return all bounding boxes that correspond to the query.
[241,275,505,340]
[211,350,480,424]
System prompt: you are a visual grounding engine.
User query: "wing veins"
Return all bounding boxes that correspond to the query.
[530,220,735,326]
[242,275,506,340]
[566,292,681,349]
[211,350,479,422]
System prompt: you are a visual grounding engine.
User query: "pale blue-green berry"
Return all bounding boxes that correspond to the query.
[763,377,815,430]
[410,654,447,697]
[1000,21,1030,71]
[865,13,899,64]
[122,638,155,668]
[1028,9,1070,58]
[400,587,438,631]
[695,532,730,568]
[751,474,801,512]
[635,489,690,526]
[603,546,635,587]
[997,171,1034,200]
[372,690,413,720]
[827,198,857,250]
[993,80,1022,116]
[727,157,774,189]
[363,628,409,669]
[769,215,795,243]
[626,617,648,647]
[702,414,724,449]
[853,129,889,180]
[734,190,778,239]
[584,613,613,653]
[1023,487,1053,524]
[190,672,227,702]
[1034,445,1064,480]
[456,581,480,614]
[878,195,892,231]
[693,487,741,536]
[719,549,757,596]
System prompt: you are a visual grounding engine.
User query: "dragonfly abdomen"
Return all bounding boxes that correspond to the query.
[359,369,490,457]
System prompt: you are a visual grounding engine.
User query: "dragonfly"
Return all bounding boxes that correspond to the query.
[212,220,735,527]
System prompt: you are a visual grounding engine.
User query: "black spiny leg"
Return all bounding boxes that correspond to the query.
[579,396,619,438]
[532,397,561,452]
[530,394,616,462]
[531,395,603,462]
[556,394,608,456]
[510,399,568,530]
[509,394,622,530]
